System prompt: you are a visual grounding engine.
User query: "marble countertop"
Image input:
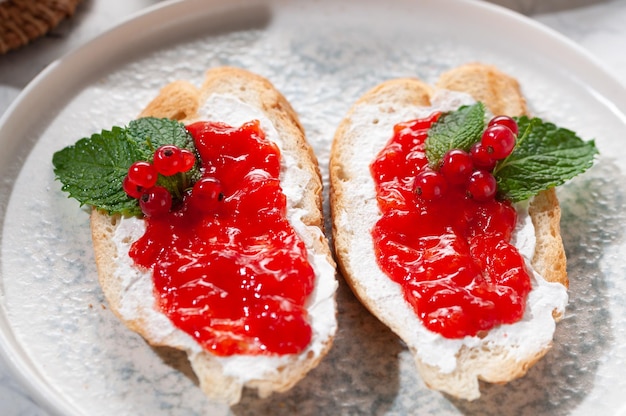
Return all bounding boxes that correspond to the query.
[1,0,625,415]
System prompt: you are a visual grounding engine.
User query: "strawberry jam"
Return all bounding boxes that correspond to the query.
[129,120,315,356]
[370,115,532,338]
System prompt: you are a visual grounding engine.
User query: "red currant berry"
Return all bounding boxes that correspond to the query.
[489,115,519,136]
[123,175,144,199]
[467,170,497,201]
[415,170,448,201]
[189,177,224,212]
[127,161,158,188]
[153,145,183,176]
[180,149,196,172]
[139,186,172,217]
[481,124,516,160]
[469,142,497,171]
[440,149,474,185]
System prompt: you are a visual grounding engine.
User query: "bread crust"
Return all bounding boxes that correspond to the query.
[329,63,567,400]
[91,67,336,405]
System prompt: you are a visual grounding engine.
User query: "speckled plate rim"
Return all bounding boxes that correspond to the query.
[1,0,625,415]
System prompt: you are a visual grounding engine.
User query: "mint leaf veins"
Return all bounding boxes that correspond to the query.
[426,102,486,168]
[126,117,195,159]
[494,116,598,202]
[52,117,199,216]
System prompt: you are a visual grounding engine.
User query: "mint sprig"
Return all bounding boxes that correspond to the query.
[424,104,598,203]
[52,117,200,216]
[426,103,486,168]
[493,116,598,202]
[126,117,194,159]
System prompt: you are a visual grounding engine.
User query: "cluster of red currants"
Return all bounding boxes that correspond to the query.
[123,145,196,217]
[416,115,518,202]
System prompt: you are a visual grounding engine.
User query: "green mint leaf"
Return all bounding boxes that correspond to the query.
[425,103,485,168]
[126,117,201,198]
[52,127,143,216]
[494,116,598,202]
[127,117,195,160]
[53,117,201,216]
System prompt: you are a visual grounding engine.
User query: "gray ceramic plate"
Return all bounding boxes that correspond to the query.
[1,0,625,414]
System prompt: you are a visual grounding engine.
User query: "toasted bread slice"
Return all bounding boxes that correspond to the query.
[90,67,338,405]
[329,63,567,400]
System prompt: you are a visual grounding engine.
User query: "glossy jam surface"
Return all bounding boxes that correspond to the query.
[130,120,315,356]
[370,116,532,338]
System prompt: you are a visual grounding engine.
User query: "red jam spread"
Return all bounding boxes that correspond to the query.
[130,120,315,356]
[370,115,532,338]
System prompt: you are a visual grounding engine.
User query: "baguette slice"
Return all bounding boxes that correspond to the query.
[90,67,338,405]
[330,63,568,400]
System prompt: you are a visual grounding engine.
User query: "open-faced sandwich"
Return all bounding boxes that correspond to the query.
[53,67,338,405]
[329,63,597,400]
